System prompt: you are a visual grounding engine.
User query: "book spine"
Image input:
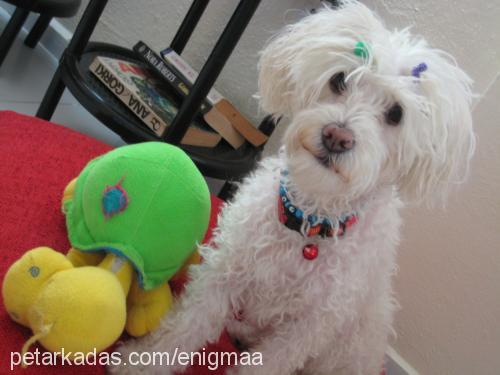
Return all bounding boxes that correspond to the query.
[133,41,211,114]
[160,47,224,106]
[89,57,167,137]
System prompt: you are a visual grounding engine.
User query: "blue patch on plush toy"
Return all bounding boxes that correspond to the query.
[102,180,128,218]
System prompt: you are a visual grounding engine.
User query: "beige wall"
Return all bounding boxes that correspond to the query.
[367,1,500,374]
[62,1,500,373]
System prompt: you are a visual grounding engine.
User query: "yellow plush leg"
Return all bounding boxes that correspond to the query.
[170,250,201,283]
[125,279,173,337]
[61,178,78,206]
[98,253,134,296]
[66,248,105,267]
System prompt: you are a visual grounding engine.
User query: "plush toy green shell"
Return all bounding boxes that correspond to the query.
[63,142,211,290]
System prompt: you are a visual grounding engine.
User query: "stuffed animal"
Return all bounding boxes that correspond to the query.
[2,142,210,357]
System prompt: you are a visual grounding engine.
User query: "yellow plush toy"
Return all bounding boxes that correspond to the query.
[2,142,210,358]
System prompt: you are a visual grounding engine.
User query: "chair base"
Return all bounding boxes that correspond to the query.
[38,42,266,181]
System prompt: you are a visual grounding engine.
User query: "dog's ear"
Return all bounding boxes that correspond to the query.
[257,2,383,118]
[257,26,300,118]
[396,54,475,206]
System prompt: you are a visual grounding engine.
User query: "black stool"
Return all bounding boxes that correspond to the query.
[0,0,81,67]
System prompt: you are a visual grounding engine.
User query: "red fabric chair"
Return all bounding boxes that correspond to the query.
[0,111,236,374]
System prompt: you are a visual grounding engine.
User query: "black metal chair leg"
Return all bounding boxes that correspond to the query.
[164,0,261,145]
[170,0,209,55]
[37,0,108,120]
[36,66,65,119]
[66,0,108,56]
[24,14,52,48]
[0,7,30,67]
[218,180,239,201]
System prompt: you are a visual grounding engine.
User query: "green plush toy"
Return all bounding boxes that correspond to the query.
[2,142,210,357]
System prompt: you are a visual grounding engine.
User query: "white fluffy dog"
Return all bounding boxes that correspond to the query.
[114,2,474,374]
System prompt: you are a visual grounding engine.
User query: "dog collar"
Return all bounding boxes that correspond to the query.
[278,170,358,239]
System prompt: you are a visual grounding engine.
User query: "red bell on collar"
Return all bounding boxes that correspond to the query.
[302,244,319,260]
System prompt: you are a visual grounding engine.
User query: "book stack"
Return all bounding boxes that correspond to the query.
[88,41,268,149]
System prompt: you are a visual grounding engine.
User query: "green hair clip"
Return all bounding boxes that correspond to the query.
[354,41,370,60]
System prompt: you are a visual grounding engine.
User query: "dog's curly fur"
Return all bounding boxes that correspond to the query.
[112,2,474,374]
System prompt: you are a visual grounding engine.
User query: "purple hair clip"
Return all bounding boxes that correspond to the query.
[412,62,428,78]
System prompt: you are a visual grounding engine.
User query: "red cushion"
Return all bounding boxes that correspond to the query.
[0,111,232,374]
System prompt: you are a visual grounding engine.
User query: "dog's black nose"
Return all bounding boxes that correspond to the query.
[322,124,355,153]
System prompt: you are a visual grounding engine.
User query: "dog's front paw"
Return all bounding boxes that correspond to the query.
[106,339,155,375]
[226,368,261,375]
[108,336,185,375]
[226,365,263,375]
[107,357,165,375]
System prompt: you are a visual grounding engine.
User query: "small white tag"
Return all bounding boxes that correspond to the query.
[110,256,125,273]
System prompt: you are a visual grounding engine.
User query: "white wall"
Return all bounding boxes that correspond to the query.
[60,1,500,373]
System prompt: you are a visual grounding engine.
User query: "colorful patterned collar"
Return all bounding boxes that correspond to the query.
[278,170,358,239]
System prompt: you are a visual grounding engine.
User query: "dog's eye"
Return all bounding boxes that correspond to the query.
[329,72,346,95]
[385,103,403,126]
